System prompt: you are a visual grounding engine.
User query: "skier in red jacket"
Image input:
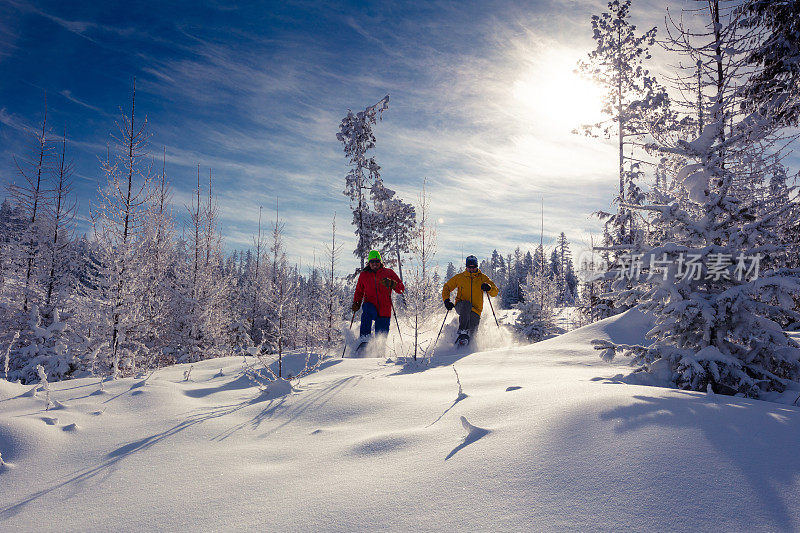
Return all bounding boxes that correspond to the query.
[351,250,404,348]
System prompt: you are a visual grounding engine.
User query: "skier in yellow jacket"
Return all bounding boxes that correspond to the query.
[442,255,499,340]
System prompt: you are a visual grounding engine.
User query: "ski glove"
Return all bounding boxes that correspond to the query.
[444,299,455,311]
[351,301,361,313]
[381,277,396,289]
[481,282,491,292]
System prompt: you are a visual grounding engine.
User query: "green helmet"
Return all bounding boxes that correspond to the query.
[367,250,382,262]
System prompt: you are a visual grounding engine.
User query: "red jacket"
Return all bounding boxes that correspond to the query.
[353,266,404,318]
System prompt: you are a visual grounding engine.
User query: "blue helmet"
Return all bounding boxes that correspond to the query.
[465,255,478,267]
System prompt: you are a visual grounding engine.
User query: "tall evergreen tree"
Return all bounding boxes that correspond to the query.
[594,1,800,397]
[741,0,800,126]
[336,95,390,269]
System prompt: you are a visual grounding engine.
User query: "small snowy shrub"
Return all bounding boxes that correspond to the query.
[514,274,556,342]
[10,306,85,384]
[36,364,52,410]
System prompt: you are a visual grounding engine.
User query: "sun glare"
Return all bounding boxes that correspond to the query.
[512,51,606,134]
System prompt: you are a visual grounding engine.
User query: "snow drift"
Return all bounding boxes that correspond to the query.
[2,311,800,532]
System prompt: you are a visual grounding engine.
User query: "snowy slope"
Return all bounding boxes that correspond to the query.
[3,310,800,532]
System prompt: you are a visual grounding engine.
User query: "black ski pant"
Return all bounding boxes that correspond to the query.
[455,300,480,335]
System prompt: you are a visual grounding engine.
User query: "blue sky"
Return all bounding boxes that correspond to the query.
[1,0,792,273]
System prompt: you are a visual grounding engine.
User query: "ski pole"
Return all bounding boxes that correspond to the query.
[390,298,403,342]
[486,294,500,328]
[432,308,450,347]
[341,309,356,358]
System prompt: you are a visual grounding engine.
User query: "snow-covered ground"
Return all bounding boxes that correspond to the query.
[3,310,800,531]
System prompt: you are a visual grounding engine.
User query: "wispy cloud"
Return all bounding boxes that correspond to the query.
[1,0,770,275]
[0,107,31,132]
[59,90,105,114]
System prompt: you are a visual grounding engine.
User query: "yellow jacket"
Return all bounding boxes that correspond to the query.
[442,269,499,315]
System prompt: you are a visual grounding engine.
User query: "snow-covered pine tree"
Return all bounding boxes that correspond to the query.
[199,170,231,353]
[549,248,560,280]
[531,244,552,315]
[594,1,800,397]
[90,80,155,377]
[139,149,176,365]
[515,272,556,342]
[531,245,545,279]
[302,257,325,353]
[577,249,597,325]
[577,0,670,279]
[522,251,534,283]
[174,167,231,362]
[512,247,528,305]
[373,183,415,281]
[494,253,508,300]
[501,252,521,308]
[8,130,88,384]
[739,0,800,277]
[0,200,26,290]
[445,262,456,281]
[489,250,502,282]
[577,235,613,324]
[740,0,800,127]
[555,233,577,305]
[565,260,578,304]
[9,305,86,383]
[336,95,390,270]
[226,254,251,356]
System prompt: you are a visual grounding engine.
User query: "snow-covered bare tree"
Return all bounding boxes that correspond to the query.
[42,130,77,310]
[9,98,52,313]
[266,205,296,377]
[403,180,438,360]
[242,207,268,347]
[323,213,344,347]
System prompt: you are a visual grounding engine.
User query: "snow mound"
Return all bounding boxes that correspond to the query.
[550,307,653,348]
[0,380,28,401]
